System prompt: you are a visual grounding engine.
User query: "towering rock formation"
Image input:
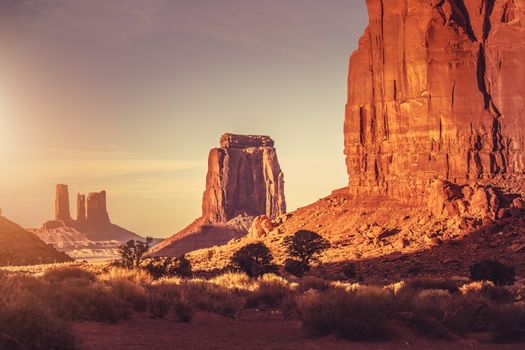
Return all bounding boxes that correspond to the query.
[85,191,111,226]
[344,0,525,204]
[150,133,286,257]
[55,184,71,222]
[202,133,286,222]
[76,193,86,222]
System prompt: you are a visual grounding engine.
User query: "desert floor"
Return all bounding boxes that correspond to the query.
[74,309,525,350]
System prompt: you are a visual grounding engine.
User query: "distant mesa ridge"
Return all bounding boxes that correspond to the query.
[38,184,142,243]
[150,133,286,257]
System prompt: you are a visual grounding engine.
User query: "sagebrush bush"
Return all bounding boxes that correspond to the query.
[210,272,253,293]
[297,286,394,341]
[460,281,514,304]
[246,274,291,308]
[0,274,76,350]
[341,263,357,279]
[469,260,516,286]
[182,280,246,318]
[143,255,193,279]
[173,299,194,322]
[43,266,97,283]
[106,278,149,312]
[148,293,170,319]
[297,276,330,293]
[487,303,525,341]
[99,267,153,285]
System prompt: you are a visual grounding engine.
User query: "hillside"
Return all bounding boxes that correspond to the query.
[0,216,72,266]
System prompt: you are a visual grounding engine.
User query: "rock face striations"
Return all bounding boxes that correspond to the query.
[344,0,525,204]
[150,133,286,257]
[202,133,286,223]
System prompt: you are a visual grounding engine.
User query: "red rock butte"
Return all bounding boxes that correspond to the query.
[150,133,286,257]
[344,0,525,203]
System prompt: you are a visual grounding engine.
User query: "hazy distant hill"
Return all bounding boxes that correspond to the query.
[0,216,72,266]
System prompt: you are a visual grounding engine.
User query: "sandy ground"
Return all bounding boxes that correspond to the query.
[73,310,525,350]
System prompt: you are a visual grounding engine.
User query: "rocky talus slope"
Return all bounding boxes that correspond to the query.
[150,133,286,257]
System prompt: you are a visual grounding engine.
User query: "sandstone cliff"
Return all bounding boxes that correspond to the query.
[344,0,525,203]
[150,133,286,257]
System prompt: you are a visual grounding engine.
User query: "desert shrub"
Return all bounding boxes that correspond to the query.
[246,274,291,308]
[115,237,153,269]
[99,267,153,285]
[143,255,192,279]
[43,266,96,283]
[173,299,194,322]
[182,280,245,318]
[487,303,525,341]
[106,279,149,312]
[148,293,170,319]
[409,290,492,335]
[460,281,514,304]
[297,286,394,341]
[297,276,330,293]
[284,258,308,277]
[283,230,330,269]
[210,272,253,293]
[398,278,461,296]
[469,260,516,286]
[0,276,76,350]
[45,280,130,323]
[230,242,276,277]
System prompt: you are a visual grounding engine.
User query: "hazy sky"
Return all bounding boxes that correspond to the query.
[0,0,368,237]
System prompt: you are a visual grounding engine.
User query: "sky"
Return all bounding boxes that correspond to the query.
[0,0,368,237]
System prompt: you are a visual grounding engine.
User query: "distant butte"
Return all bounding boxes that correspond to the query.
[150,133,287,257]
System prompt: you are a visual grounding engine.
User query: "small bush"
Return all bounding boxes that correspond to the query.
[116,237,153,269]
[99,267,153,285]
[297,287,393,341]
[182,280,245,318]
[469,260,516,286]
[0,276,76,350]
[341,263,357,279]
[106,279,149,312]
[230,242,276,278]
[211,272,253,293]
[399,278,461,296]
[148,293,170,319]
[460,281,514,304]
[297,276,330,293]
[43,267,96,283]
[247,274,291,308]
[284,258,308,278]
[173,299,194,322]
[283,230,330,268]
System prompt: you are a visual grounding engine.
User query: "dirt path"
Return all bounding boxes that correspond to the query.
[73,310,525,350]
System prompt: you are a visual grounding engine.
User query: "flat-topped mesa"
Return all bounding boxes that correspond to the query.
[55,184,71,222]
[202,133,286,223]
[86,191,110,226]
[344,0,525,204]
[220,133,275,149]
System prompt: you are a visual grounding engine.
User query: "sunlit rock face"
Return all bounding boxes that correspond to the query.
[55,184,72,222]
[202,133,286,222]
[344,0,525,204]
[150,133,287,257]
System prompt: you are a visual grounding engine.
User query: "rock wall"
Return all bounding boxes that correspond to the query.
[55,184,71,222]
[344,0,525,203]
[85,191,110,226]
[76,193,86,222]
[202,133,286,223]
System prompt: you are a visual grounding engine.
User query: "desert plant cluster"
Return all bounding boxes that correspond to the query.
[1,250,524,350]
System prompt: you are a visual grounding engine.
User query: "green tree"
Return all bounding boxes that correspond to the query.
[283,230,330,272]
[118,237,153,269]
[230,242,275,277]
